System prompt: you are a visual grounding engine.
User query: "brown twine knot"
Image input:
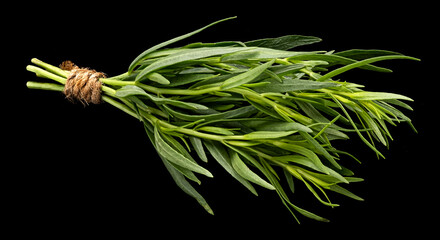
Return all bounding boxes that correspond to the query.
[60,61,105,105]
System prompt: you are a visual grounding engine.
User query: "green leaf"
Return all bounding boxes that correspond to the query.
[183,41,245,48]
[252,78,339,93]
[128,16,237,73]
[145,122,213,214]
[230,151,275,190]
[334,49,402,60]
[327,185,364,201]
[221,48,322,61]
[160,133,201,184]
[268,63,305,76]
[161,158,214,214]
[164,105,256,122]
[243,130,297,140]
[198,126,235,136]
[154,125,213,178]
[261,161,329,222]
[168,73,217,87]
[189,137,208,163]
[289,53,392,72]
[271,141,329,174]
[244,120,312,133]
[300,132,341,170]
[317,55,420,81]
[203,140,258,196]
[329,94,385,158]
[136,47,247,82]
[283,168,295,194]
[245,35,322,50]
[146,72,170,85]
[343,91,413,101]
[221,59,275,90]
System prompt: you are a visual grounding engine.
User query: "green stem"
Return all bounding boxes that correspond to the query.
[26,81,64,92]
[31,58,68,78]
[26,65,66,85]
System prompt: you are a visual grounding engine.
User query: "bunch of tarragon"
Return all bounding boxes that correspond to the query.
[26,17,418,223]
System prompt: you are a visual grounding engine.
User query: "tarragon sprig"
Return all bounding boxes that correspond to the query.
[26,16,418,223]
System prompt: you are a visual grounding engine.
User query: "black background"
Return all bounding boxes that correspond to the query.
[7,1,437,238]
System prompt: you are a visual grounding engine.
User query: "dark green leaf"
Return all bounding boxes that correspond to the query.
[334,49,402,60]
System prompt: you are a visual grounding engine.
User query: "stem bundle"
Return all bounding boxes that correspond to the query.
[26,17,418,223]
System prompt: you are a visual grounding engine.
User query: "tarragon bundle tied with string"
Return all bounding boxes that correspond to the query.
[26,17,418,223]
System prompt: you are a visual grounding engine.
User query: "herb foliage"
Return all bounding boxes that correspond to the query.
[26,17,418,223]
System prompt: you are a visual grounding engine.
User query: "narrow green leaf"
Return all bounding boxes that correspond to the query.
[161,158,214,214]
[164,105,256,121]
[245,120,312,133]
[344,91,413,101]
[183,41,245,48]
[203,140,258,196]
[168,73,216,87]
[243,130,297,140]
[221,48,323,61]
[334,49,402,60]
[317,55,420,81]
[327,185,364,201]
[198,126,235,136]
[154,125,213,178]
[136,47,247,82]
[357,111,387,146]
[160,133,201,184]
[221,59,275,90]
[289,53,392,72]
[300,132,341,170]
[252,78,339,93]
[128,16,237,73]
[146,72,170,85]
[245,35,322,50]
[283,169,295,194]
[271,141,329,174]
[230,151,275,190]
[330,94,385,158]
[189,137,208,163]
